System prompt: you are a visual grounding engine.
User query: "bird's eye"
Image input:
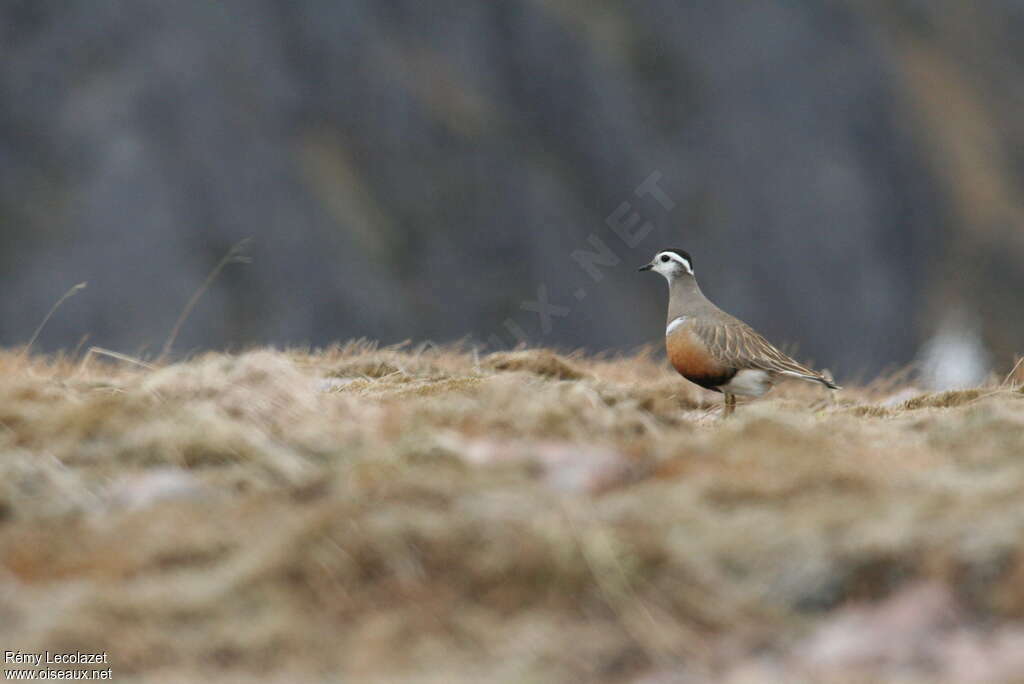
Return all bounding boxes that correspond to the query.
[660,255,670,263]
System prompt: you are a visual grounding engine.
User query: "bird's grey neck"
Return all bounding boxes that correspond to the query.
[666,275,710,321]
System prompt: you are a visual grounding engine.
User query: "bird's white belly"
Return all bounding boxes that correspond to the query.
[718,369,772,397]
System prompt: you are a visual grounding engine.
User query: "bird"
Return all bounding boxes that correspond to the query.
[639,249,839,416]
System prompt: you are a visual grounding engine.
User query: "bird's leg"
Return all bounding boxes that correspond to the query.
[723,392,736,417]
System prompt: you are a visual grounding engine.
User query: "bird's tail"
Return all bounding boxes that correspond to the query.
[780,370,841,390]
[821,377,841,390]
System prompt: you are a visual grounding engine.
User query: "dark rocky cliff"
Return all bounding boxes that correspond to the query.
[1,1,1021,376]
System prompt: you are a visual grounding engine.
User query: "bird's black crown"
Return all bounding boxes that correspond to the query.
[663,248,693,267]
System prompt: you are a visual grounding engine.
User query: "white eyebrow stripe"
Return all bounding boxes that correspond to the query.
[665,316,687,336]
[659,252,692,274]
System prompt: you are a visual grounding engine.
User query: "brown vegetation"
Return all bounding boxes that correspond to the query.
[1,343,1023,682]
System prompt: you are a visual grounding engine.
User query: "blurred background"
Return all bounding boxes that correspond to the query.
[1,0,1022,383]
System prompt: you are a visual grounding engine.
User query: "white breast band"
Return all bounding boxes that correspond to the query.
[665,316,687,336]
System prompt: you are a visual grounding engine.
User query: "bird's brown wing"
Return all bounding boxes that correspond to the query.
[690,319,839,388]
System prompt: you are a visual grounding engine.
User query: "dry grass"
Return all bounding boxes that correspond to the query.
[1,343,1023,682]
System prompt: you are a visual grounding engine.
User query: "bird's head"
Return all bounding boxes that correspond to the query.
[638,249,694,282]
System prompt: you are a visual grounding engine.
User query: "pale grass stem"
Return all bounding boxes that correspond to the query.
[78,346,155,374]
[71,333,91,359]
[1003,356,1024,387]
[22,281,88,357]
[160,238,252,361]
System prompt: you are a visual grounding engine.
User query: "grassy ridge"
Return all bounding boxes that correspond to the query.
[1,343,1023,682]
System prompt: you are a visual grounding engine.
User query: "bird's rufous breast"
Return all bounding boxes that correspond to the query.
[665,325,735,390]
